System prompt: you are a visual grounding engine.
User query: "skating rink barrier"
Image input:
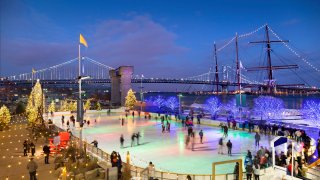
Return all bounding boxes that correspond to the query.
[50,114,320,180]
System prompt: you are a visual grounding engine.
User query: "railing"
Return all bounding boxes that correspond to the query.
[50,120,320,180]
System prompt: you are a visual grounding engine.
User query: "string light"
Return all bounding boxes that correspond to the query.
[268,26,320,73]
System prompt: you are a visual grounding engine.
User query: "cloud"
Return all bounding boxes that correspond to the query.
[88,15,187,67]
[1,14,188,77]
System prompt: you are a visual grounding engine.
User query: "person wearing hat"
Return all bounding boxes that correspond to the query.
[27,157,38,180]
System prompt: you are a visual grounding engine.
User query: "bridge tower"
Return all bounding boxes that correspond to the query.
[109,66,134,106]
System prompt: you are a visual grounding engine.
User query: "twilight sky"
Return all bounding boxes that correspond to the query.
[1,0,320,87]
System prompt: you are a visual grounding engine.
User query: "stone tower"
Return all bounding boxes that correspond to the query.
[109,66,133,106]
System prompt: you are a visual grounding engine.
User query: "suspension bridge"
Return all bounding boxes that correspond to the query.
[1,24,319,94]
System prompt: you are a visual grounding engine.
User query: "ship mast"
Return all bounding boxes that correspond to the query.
[246,24,298,94]
[214,42,219,94]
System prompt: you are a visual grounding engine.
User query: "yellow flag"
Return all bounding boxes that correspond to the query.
[32,68,36,73]
[79,34,88,47]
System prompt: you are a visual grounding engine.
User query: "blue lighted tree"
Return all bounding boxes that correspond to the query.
[222,98,238,117]
[165,96,179,113]
[302,100,320,127]
[204,97,221,118]
[145,95,166,112]
[253,96,284,121]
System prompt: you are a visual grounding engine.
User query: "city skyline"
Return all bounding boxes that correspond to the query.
[1,0,320,87]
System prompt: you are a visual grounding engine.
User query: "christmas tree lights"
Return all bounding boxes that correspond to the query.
[125,89,137,110]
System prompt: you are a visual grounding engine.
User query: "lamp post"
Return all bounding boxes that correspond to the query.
[140,74,144,112]
[178,93,183,115]
[78,76,90,151]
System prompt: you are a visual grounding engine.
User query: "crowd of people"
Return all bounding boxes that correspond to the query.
[41,109,319,180]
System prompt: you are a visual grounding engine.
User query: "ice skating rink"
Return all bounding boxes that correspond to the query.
[52,112,274,174]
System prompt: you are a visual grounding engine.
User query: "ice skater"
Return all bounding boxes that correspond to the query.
[185,135,190,149]
[61,115,65,125]
[131,134,135,147]
[224,126,229,137]
[136,132,141,145]
[120,135,124,148]
[218,138,224,154]
[199,130,204,144]
[227,140,232,156]
[162,123,165,133]
[166,121,171,132]
[121,118,124,126]
[255,132,260,147]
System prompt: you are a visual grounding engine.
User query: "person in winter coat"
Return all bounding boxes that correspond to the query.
[246,164,253,180]
[30,142,36,156]
[23,140,28,156]
[255,132,260,147]
[218,138,224,154]
[227,140,232,156]
[253,163,260,180]
[27,157,38,180]
[43,144,51,164]
[199,130,204,144]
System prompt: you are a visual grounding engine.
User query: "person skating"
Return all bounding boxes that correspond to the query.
[23,140,28,156]
[61,115,65,125]
[218,138,224,154]
[255,132,260,147]
[121,118,124,126]
[197,115,201,124]
[87,120,90,126]
[224,126,228,137]
[136,132,141,145]
[199,130,204,144]
[30,142,36,156]
[43,144,50,164]
[27,157,38,180]
[120,135,124,148]
[162,123,165,133]
[166,121,171,132]
[227,140,232,156]
[131,134,135,147]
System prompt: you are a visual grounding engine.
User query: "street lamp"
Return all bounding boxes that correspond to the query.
[140,74,144,112]
[78,75,90,151]
[178,93,183,115]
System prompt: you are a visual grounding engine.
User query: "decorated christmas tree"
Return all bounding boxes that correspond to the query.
[96,101,102,111]
[60,100,69,111]
[84,99,91,111]
[125,89,137,110]
[48,100,56,113]
[0,105,11,128]
[68,102,77,111]
[26,80,44,124]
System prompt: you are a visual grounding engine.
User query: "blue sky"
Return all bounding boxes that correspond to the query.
[1,0,320,86]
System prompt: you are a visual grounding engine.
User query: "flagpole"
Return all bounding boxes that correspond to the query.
[32,70,34,87]
[78,43,83,152]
